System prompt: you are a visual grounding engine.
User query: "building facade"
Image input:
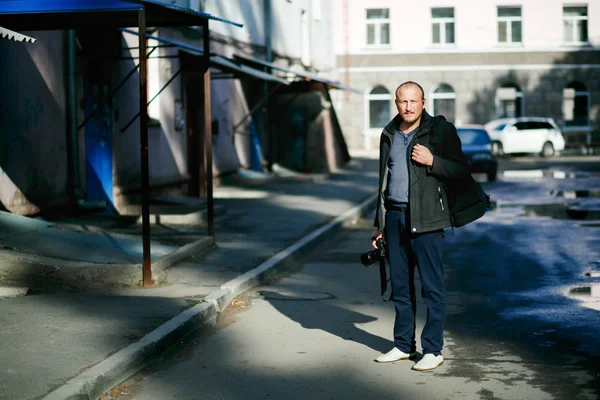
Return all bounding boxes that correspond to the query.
[333,0,600,150]
[168,0,340,174]
[0,1,340,216]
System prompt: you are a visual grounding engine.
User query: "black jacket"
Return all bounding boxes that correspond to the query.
[374,111,471,233]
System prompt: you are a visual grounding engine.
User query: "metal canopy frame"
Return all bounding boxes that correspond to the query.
[0,26,36,43]
[120,28,290,85]
[233,53,361,94]
[0,0,242,287]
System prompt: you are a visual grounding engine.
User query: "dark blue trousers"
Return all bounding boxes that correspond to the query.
[384,207,446,356]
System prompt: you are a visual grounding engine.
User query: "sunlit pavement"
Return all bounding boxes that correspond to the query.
[110,211,600,400]
[2,153,600,399]
[106,158,600,400]
[0,157,379,400]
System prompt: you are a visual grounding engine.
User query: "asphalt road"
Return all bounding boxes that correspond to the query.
[106,166,600,399]
[497,154,600,173]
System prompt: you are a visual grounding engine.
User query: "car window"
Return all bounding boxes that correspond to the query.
[514,122,528,130]
[538,122,553,129]
[457,129,490,145]
[494,123,507,131]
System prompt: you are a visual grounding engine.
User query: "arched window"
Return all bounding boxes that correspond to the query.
[367,85,392,129]
[563,81,590,127]
[364,85,392,149]
[495,83,523,118]
[430,84,456,123]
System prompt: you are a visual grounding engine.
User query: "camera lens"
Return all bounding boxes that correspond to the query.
[360,248,379,267]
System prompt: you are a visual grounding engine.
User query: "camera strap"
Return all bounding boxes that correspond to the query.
[379,258,391,302]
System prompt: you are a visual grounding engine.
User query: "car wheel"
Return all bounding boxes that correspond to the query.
[487,171,497,182]
[541,142,555,157]
[492,141,504,156]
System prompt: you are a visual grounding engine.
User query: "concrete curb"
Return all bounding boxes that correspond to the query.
[151,237,215,273]
[43,302,218,400]
[0,284,29,298]
[41,193,378,400]
[135,204,226,225]
[0,236,215,287]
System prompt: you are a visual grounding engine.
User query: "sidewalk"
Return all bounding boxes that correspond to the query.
[0,154,379,400]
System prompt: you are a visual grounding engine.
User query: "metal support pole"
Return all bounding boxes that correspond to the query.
[139,9,152,287]
[264,0,273,170]
[67,30,81,200]
[203,20,214,238]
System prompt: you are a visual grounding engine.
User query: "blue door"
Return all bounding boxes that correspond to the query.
[84,82,114,207]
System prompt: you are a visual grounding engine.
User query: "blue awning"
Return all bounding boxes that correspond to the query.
[0,0,242,31]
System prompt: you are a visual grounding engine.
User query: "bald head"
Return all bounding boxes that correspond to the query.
[396,81,425,101]
[394,81,426,128]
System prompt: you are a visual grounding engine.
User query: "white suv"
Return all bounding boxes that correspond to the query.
[484,117,565,157]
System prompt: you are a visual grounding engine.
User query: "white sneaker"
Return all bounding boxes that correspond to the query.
[412,354,444,371]
[374,348,416,363]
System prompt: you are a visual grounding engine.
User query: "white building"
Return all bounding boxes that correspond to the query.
[333,0,600,150]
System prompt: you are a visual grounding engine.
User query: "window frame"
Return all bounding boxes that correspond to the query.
[365,8,391,48]
[562,83,591,131]
[429,84,456,122]
[495,85,524,119]
[497,6,523,45]
[431,7,455,46]
[562,5,589,45]
[364,85,393,149]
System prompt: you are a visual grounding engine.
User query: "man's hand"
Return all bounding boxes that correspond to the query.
[372,229,385,248]
[412,144,434,167]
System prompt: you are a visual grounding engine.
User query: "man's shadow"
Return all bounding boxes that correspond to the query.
[259,290,392,353]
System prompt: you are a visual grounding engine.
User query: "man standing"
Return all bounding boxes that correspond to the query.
[372,81,471,371]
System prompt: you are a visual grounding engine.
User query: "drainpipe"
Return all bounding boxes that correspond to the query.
[67,30,82,201]
[265,0,272,63]
[264,0,274,170]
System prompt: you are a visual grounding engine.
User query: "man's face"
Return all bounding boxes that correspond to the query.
[395,85,425,125]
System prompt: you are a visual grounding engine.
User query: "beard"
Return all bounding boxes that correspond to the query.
[402,112,420,124]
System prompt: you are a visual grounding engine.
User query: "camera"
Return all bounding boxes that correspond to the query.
[360,238,386,267]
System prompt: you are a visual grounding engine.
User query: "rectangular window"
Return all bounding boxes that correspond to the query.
[431,8,455,45]
[563,6,588,44]
[366,8,390,46]
[497,7,522,44]
[563,88,590,127]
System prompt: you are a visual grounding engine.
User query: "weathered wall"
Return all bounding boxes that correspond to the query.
[0,31,69,215]
[112,31,192,209]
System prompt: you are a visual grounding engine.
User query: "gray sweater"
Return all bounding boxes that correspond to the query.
[385,127,417,205]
